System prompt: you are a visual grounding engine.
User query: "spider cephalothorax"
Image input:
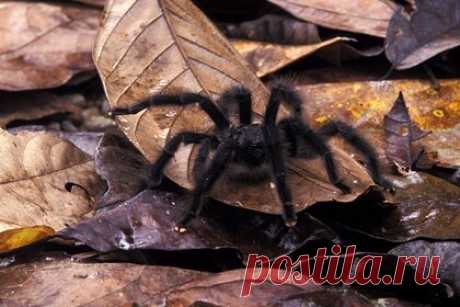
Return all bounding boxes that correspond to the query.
[109,83,393,229]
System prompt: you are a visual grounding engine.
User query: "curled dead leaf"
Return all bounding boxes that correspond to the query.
[0,2,99,91]
[0,129,103,233]
[0,92,83,128]
[267,0,395,38]
[385,0,460,69]
[384,93,430,174]
[219,14,321,45]
[0,226,54,254]
[232,37,353,77]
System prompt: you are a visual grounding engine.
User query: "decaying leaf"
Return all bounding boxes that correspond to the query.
[60,189,340,258]
[311,173,460,242]
[219,14,321,45]
[0,92,83,128]
[94,131,151,207]
[0,226,54,254]
[384,93,430,174]
[95,0,376,215]
[385,0,460,69]
[232,37,352,77]
[390,240,460,296]
[0,2,99,91]
[0,129,103,233]
[295,79,460,169]
[73,0,106,7]
[267,0,395,37]
[0,257,413,307]
[0,259,207,307]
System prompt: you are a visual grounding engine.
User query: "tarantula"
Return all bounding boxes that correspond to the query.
[109,83,393,229]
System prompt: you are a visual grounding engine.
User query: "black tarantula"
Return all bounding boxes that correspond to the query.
[109,83,393,229]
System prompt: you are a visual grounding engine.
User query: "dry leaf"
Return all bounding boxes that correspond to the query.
[94,131,151,207]
[0,258,383,307]
[295,79,460,169]
[73,0,107,7]
[0,2,99,91]
[267,0,395,38]
[95,0,375,215]
[0,259,207,307]
[0,226,54,254]
[219,14,321,45]
[390,240,460,297]
[0,129,103,233]
[311,173,460,242]
[60,189,339,257]
[232,37,352,77]
[385,0,460,69]
[384,93,430,173]
[0,92,83,128]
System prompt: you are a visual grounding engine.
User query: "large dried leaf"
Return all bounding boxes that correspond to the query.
[60,189,340,258]
[385,0,460,69]
[0,92,82,128]
[95,0,375,215]
[219,14,321,45]
[390,240,460,296]
[0,2,99,91]
[0,129,103,233]
[295,79,460,169]
[232,37,352,77]
[267,0,395,38]
[0,258,415,307]
[311,173,460,242]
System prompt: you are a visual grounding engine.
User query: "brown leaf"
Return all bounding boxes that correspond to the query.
[267,0,395,38]
[232,37,352,77]
[0,129,103,233]
[95,0,375,216]
[0,92,82,128]
[0,257,391,307]
[0,259,207,307]
[295,79,460,170]
[219,14,321,45]
[72,0,107,7]
[385,0,460,69]
[95,131,151,207]
[60,189,339,258]
[384,93,430,174]
[390,240,460,297]
[0,2,99,91]
[311,173,460,242]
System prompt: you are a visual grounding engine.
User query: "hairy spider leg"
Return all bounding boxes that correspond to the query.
[279,117,351,194]
[149,132,215,187]
[263,125,298,227]
[178,141,234,228]
[318,121,394,191]
[192,137,220,181]
[109,93,230,130]
[264,82,304,124]
[263,85,306,227]
[218,86,253,125]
